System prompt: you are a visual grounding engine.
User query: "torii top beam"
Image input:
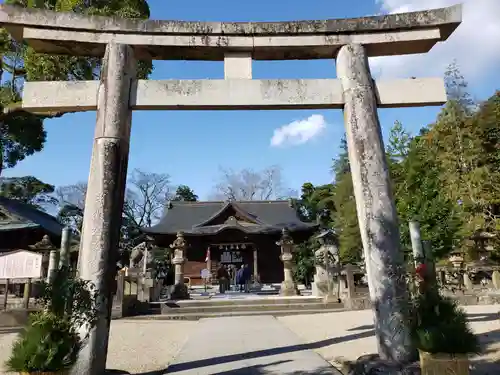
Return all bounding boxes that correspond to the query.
[0,4,462,61]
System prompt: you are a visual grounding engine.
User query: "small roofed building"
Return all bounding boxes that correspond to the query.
[0,196,63,252]
[0,197,78,274]
[141,200,318,285]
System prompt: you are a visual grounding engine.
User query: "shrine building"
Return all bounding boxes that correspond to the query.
[141,200,318,285]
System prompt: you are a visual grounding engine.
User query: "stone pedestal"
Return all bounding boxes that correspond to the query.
[463,273,473,290]
[312,276,336,297]
[312,246,337,299]
[280,253,298,296]
[170,231,190,300]
[277,228,299,296]
[343,264,357,309]
[492,270,500,290]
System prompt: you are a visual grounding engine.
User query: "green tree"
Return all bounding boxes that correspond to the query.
[331,137,363,263]
[0,0,152,176]
[0,176,58,209]
[172,185,198,202]
[291,182,335,285]
[423,65,500,257]
[293,236,320,286]
[333,172,363,263]
[294,182,335,225]
[387,120,411,163]
[394,128,462,259]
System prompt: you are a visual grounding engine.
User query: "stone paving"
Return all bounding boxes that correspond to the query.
[166,315,340,374]
[279,304,500,374]
[0,305,499,374]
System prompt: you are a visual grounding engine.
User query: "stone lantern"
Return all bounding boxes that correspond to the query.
[277,228,299,296]
[448,250,464,268]
[313,229,340,302]
[29,235,58,283]
[169,231,190,300]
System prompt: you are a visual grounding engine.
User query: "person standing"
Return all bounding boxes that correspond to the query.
[243,264,251,293]
[217,264,228,294]
[236,265,245,292]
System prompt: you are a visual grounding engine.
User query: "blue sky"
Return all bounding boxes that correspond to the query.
[4,0,500,199]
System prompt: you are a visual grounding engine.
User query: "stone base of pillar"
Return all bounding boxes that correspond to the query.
[492,270,500,290]
[312,277,337,298]
[280,280,299,296]
[463,273,473,290]
[343,297,354,310]
[170,283,190,300]
[323,294,341,304]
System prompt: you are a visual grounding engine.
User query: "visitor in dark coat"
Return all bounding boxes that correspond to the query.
[243,264,251,293]
[217,264,229,294]
[236,265,246,292]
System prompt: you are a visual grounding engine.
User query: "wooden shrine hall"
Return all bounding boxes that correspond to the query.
[141,200,318,285]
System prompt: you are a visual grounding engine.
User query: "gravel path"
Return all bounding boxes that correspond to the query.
[0,320,197,374]
[278,304,500,374]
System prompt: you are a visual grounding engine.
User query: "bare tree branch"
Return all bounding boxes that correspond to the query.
[55,182,87,234]
[211,165,291,201]
[124,169,173,227]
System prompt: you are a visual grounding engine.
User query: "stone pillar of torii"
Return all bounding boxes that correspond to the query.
[0,3,462,373]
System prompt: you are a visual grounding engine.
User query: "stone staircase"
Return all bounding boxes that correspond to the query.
[134,295,344,320]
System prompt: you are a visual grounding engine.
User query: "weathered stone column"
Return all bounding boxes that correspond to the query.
[253,247,259,282]
[23,279,31,309]
[492,270,500,290]
[72,42,136,375]
[345,264,356,301]
[170,231,190,300]
[337,44,413,362]
[47,249,59,283]
[59,227,71,269]
[2,279,9,310]
[277,228,298,296]
[409,221,424,264]
[463,272,473,291]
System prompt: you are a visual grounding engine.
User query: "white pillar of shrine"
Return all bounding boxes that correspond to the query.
[46,249,59,283]
[59,226,71,269]
[337,43,413,362]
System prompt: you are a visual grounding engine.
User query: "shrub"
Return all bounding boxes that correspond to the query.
[36,266,99,337]
[410,282,479,354]
[5,311,81,373]
[5,267,99,373]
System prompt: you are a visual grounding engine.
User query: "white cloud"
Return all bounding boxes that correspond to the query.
[369,0,500,81]
[270,114,327,147]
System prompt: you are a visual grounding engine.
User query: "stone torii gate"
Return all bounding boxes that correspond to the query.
[0,4,461,373]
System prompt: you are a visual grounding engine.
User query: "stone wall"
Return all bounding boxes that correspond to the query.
[343,292,500,311]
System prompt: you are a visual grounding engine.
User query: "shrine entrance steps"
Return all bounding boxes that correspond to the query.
[139,295,345,321]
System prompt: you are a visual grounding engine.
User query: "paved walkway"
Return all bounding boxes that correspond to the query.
[166,316,341,375]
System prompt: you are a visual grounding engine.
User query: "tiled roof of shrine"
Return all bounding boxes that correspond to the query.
[0,196,63,236]
[142,200,318,235]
